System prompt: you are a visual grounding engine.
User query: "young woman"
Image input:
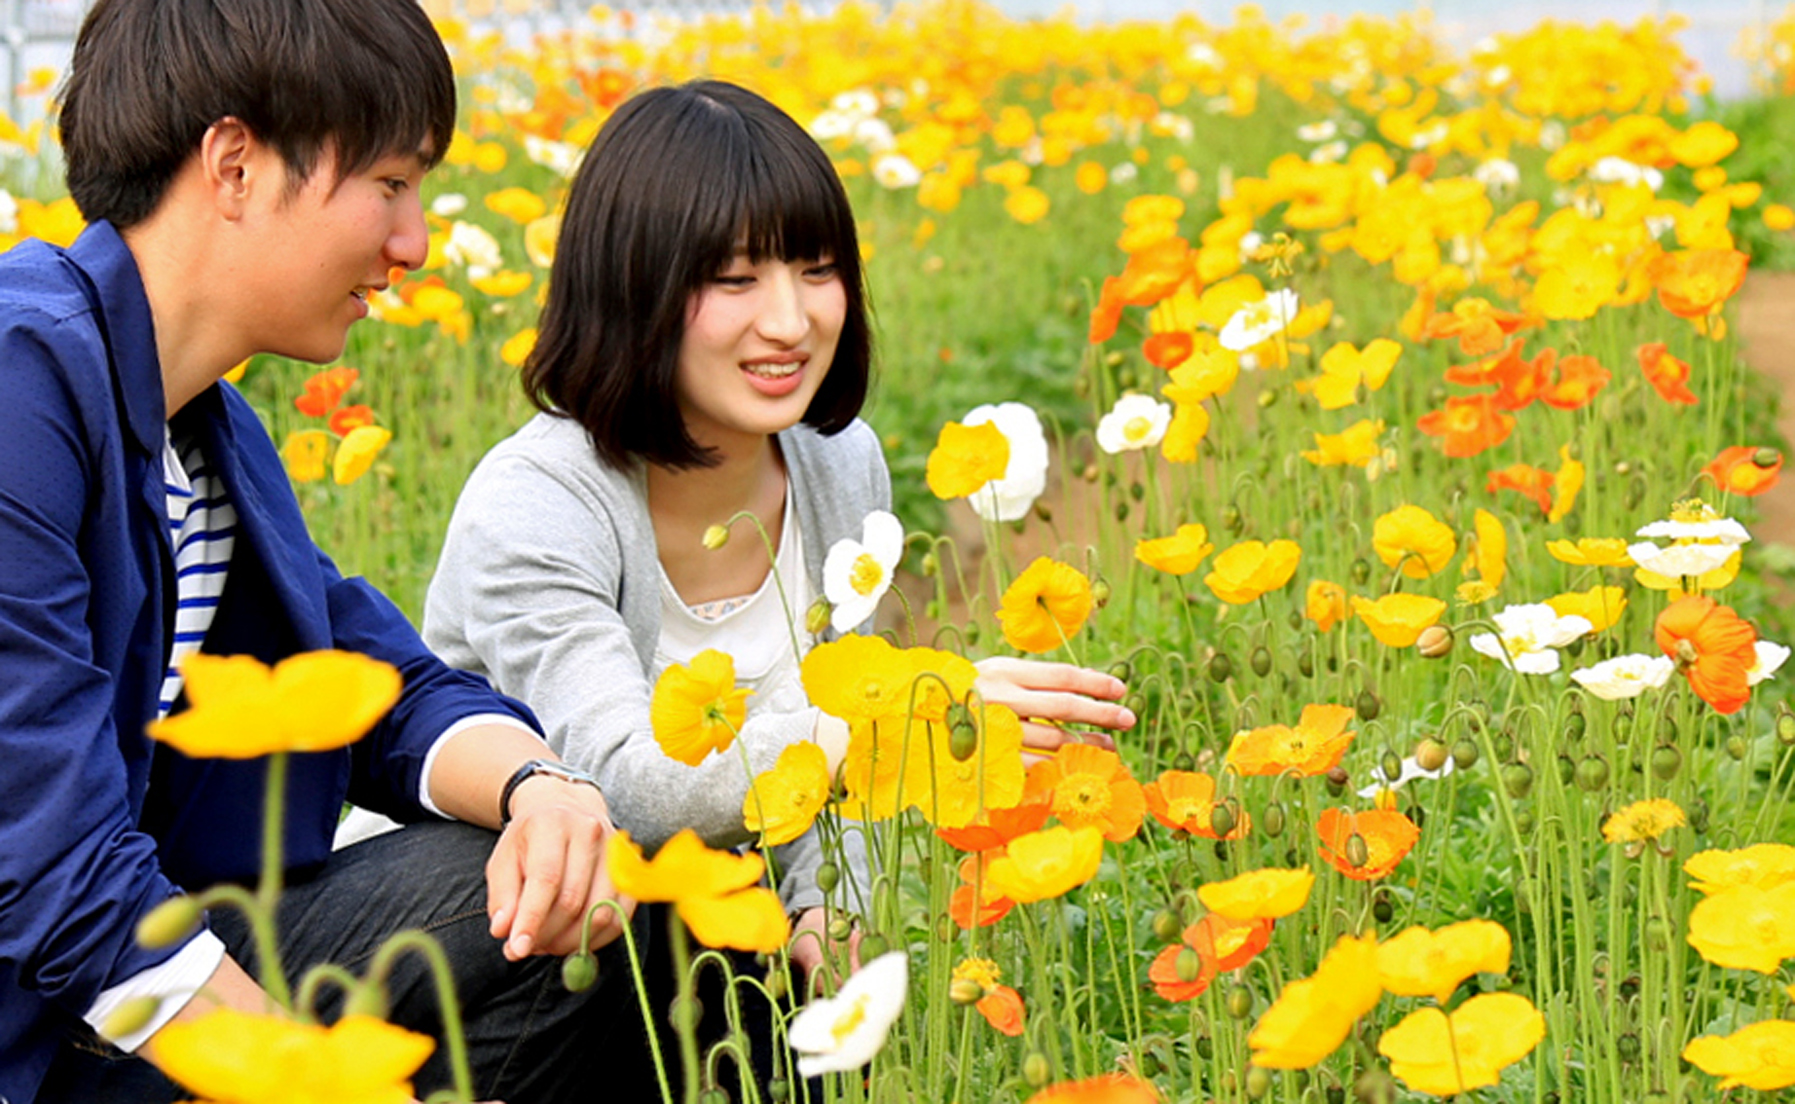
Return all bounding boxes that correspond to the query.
[422,80,1133,985]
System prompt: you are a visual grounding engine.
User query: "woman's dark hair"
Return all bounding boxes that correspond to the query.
[524,80,872,470]
[60,0,455,229]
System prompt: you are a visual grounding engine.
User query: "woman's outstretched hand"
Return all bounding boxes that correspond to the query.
[972,657,1135,754]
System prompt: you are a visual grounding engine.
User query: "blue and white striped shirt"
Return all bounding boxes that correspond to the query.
[158,430,236,716]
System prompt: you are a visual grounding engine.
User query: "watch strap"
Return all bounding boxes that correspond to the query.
[499,758,601,827]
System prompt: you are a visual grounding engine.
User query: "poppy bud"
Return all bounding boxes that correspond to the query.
[965,622,981,647]
[1354,1068,1397,1104]
[1643,916,1673,953]
[1451,738,1479,770]
[1415,624,1454,658]
[1297,651,1314,678]
[1209,802,1237,838]
[1501,762,1534,799]
[1152,909,1183,943]
[1350,557,1371,585]
[1616,1032,1642,1062]
[1246,1066,1272,1100]
[1104,350,1125,368]
[1555,754,1575,787]
[1208,653,1234,683]
[669,995,702,1032]
[100,996,162,1042]
[768,1079,790,1103]
[1107,660,1132,682]
[1345,832,1371,869]
[805,597,833,635]
[1074,374,1091,397]
[1174,947,1204,983]
[1575,754,1610,792]
[1222,504,1243,533]
[1257,388,1279,409]
[1325,766,1349,795]
[1250,646,1272,677]
[1379,749,1403,785]
[1372,889,1395,924]
[1355,689,1381,721]
[815,862,840,894]
[1262,801,1286,838]
[1726,735,1748,761]
[1082,462,1100,483]
[1225,984,1254,1019]
[1688,798,1711,834]
[136,896,202,950]
[1091,578,1111,609]
[1564,712,1586,741]
[1414,738,1448,773]
[1023,1053,1052,1087]
[935,914,956,943]
[700,1089,729,1104]
[765,970,788,1002]
[561,952,599,993]
[1033,500,1054,523]
[950,978,986,1005]
[920,551,939,577]
[859,933,889,960]
[1514,808,1535,835]
[1755,446,1781,468]
[1651,743,1682,780]
[1113,500,1130,522]
[828,917,853,941]
[1195,1034,1214,1060]
[947,704,979,761]
[702,524,730,550]
[1778,707,1795,745]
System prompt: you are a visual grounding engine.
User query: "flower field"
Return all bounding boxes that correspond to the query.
[11,2,1795,1101]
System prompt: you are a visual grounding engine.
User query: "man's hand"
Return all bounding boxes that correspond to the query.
[485,776,635,960]
[973,657,1136,755]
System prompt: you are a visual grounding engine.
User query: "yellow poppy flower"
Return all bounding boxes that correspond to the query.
[1549,444,1584,523]
[1684,843,1795,896]
[281,430,330,483]
[1546,585,1628,633]
[1467,508,1507,591]
[1377,993,1545,1096]
[1307,338,1402,410]
[1197,866,1314,922]
[470,269,534,298]
[1603,797,1684,843]
[1351,593,1447,647]
[523,213,560,268]
[1004,185,1050,225]
[1134,523,1214,576]
[484,185,549,224]
[1225,704,1356,778]
[1160,402,1211,463]
[1685,883,1795,973]
[650,649,752,766]
[838,714,921,823]
[907,702,1025,828]
[1375,919,1512,1004]
[1204,540,1302,605]
[147,651,401,760]
[998,558,1094,654]
[1305,580,1349,632]
[608,829,789,953]
[1533,251,1621,321]
[154,1008,432,1104]
[1545,538,1633,567]
[1247,932,1381,1069]
[1373,505,1457,579]
[1684,1021,1795,1091]
[984,824,1104,904]
[332,425,393,486]
[926,420,1010,500]
[500,328,537,368]
[743,742,831,846]
[1301,418,1384,467]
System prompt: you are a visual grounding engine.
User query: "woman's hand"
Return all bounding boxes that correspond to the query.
[973,657,1135,754]
[789,906,861,995]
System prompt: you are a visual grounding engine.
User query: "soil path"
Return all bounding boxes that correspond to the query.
[1732,274,1795,551]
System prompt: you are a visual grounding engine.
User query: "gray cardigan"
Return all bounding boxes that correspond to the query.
[423,412,889,913]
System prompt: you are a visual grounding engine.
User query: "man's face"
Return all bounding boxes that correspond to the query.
[240,143,430,364]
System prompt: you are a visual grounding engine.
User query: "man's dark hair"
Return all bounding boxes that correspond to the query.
[59,0,456,229]
[524,80,873,471]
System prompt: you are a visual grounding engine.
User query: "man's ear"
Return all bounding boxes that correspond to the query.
[198,117,260,219]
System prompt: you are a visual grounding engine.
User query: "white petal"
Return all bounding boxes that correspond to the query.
[790,952,909,1075]
[1750,641,1790,685]
[860,510,906,568]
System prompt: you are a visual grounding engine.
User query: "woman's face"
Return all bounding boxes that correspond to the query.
[673,250,846,450]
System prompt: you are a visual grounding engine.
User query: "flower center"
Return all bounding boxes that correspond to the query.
[830,994,870,1046]
[850,552,885,597]
[1124,416,1153,443]
[1057,774,1113,818]
[1168,797,1205,824]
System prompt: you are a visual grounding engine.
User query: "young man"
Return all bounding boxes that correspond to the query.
[0,2,636,1101]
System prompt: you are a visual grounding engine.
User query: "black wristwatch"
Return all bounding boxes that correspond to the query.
[499,758,603,828]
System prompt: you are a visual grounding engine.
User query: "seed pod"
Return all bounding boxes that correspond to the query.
[100,996,163,1042]
[562,952,599,992]
[1355,689,1381,721]
[1501,762,1534,799]
[764,969,788,1002]
[1555,754,1575,787]
[1175,947,1204,983]
[1451,738,1479,770]
[1779,707,1795,745]
[1415,738,1448,773]
[1023,1053,1052,1087]
[1575,754,1610,792]
[1172,751,1195,772]
[1325,766,1349,795]
[1345,833,1371,868]
[1209,802,1237,838]
[1262,801,1287,838]
[1246,1065,1272,1100]
[947,704,979,761]
[1226,984,1254,1019]
[1251,646,1273,677]
[1209,652,1234,683]
[1153,908,1183,943]
[136,896,203,950]
[815,862,840,894]
[1297,651,1314,678]
[1222,504,1243,533]
[1650,743,1682,781]
[700,1090,729,1104]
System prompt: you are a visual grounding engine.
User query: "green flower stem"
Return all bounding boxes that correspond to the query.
[366,930,474,1103]
[668,915,702,1104]
[1015,903,1067,1079]
[717,508,804,666]
[255,751,294,1010]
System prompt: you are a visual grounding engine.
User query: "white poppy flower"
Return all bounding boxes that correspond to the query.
[430,193,469,218]
[1569,654,1677,700]
[1095,394,1172,454]
[853,117,896,153]
[1356,753,1455,799]
[789,951,909,1077]
[522,135,581,177]
[809,110,854,141]
[1218,288,1299,352]
[831,88,880,118]
[1296,120,1338,142]
[1750,641,1790,686]
[0,189,15,236]
[443,220,503,274]
[1625,541,1739,578]
[1473,159,1520,195]
[823,511,904,633]
[871,153,921,189]
[1636,510,1751,544]
[1309,140,1349,164]
[1108,162,1139,185]
[963,402,1049,523]
[1589,156,1663,191]
[1468,603,1592,674]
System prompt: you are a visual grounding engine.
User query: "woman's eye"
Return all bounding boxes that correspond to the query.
[713,274,755,288]
[806,262,839,279]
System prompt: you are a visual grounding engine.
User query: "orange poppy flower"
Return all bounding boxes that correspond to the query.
[1026,744,1146,841]
[1024,1073,1159,1104]
[1655,595,1759,714]
[1486,463,1555,515]
[1419,297,1530,356]
[976,985,1026,1036]
[327,403,376,436]
[1143,770,1249,839]
[1637,342,1698,405]
[1225,703,1356,777]
[1150,911,1276,1001]
[1539,353,1611,410]
[1142,331,1194,369]
[1649,248,1748,319]
[1417,393,1516,458]
[1315,808,1420,881]
[294,365,359,418]
[1305,579,1350,632]
[950,852,1015,929]
[1704,446,1782,497]
[936,792,1052,852]
[1115,237,1193,307]
[1089,277,1125,344]
[1147,936,1217,1002]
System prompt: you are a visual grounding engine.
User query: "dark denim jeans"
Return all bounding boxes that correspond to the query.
[38,821,647,1104]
